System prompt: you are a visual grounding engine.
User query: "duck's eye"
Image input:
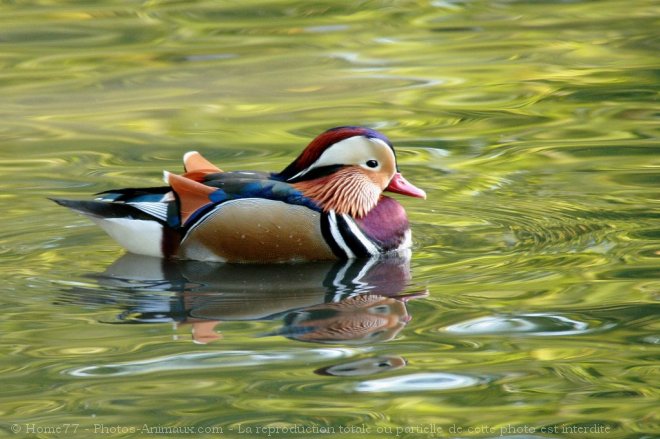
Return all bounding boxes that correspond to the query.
[366,160,379,168]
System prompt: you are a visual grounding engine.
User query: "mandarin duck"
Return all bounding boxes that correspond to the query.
[53,126,425,263]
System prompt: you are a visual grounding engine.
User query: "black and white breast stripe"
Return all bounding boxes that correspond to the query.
[320,210,381,258]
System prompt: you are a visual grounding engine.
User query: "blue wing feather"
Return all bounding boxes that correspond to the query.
[202,172,320,212]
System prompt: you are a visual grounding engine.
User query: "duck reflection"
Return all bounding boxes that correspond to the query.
[272,295,412,344]
[60,254,426,346]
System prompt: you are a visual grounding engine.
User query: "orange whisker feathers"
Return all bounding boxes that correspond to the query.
[293,168,381,218]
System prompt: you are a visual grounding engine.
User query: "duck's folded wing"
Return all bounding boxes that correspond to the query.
[90,187,173,223]
[166,171,321,228]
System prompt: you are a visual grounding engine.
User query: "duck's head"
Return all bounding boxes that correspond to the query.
[278,126,426,218]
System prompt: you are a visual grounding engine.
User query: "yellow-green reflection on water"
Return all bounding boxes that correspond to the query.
[1,0,658,437]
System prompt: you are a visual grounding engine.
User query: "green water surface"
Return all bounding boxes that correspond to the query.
[1,1,658,438]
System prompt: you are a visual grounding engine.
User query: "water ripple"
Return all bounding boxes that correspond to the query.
[315,355,407,377]
[355,372,489,393]
[0,0,657,433]
[442,313,615,337]
[68,348,361,377]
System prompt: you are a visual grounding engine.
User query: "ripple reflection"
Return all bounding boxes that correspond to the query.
[443,313,615,336]
[314,355,407,377]
[356,372,488,393]
[68,348,357,377]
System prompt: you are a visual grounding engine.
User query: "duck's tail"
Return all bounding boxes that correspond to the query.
[50,197,180,258]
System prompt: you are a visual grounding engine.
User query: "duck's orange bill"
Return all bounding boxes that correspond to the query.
[386,172,426,199]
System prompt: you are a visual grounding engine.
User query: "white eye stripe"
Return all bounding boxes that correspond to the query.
[290,136,395,180]
[368,137,391,150]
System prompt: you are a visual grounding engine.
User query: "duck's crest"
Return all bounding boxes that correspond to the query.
[278,126,393,182]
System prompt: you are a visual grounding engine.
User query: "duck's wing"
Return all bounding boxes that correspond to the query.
[165,170,321,228]
[53,186,174,224]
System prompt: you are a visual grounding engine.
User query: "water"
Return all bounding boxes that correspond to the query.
[1,0,658,437]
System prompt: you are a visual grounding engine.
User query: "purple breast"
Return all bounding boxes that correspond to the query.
[356,196,410,251]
